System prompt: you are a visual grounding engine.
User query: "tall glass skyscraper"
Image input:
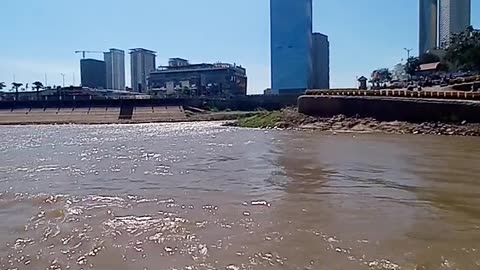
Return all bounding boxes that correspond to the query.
[270,0,312,94]
[439,0,471,48]
[419,0,438,54]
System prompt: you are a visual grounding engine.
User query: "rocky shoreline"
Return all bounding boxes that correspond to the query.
[226,109,480,137]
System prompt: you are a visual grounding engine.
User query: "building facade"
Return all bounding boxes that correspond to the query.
[130,48,156,93]
[311,33,330,89]
[80,59,106,89]
[104,49,126,90]
[149,61,247,97]
[270,0,313,94]
[419,0,438,53]
[439,0,471,48]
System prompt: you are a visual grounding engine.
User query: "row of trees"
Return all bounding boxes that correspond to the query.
[0,81,45,100]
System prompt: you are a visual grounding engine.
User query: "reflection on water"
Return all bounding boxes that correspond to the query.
[0,123,480,269]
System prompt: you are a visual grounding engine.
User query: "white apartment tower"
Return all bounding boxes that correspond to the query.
[104,48,126,90]
[130,48,156,93]
[439,0,471,48]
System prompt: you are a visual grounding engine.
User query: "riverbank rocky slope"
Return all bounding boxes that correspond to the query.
[226,109,480,136]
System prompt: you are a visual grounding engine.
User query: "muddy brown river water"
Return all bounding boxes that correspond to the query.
[0,122,480,270]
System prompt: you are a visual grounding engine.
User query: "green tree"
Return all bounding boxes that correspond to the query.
[12,82,23,101]
[405,56,420,76]
[445,26,480,72]
[0,82,6,90]
[370,68,392,87]
[32,81,44,101]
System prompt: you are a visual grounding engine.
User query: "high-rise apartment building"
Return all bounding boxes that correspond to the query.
[418,0,471,52]
[419,0,438,53]
[311,33,330,89]
[104,49,126,90]
[270,0,313,94]
[80,59,106,89]
[130,48,156,93]
[439,0,471,48]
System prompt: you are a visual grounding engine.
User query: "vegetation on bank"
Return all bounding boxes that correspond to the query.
[228,108,480,136]
[231,109,317,128]
[446,26,480,72]
[236,111,284,128]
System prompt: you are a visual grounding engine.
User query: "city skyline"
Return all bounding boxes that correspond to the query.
[0,0,479,93]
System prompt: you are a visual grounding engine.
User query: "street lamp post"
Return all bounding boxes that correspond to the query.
[404,48,413,60]
[403,48,413,82]
[60,73,66,88]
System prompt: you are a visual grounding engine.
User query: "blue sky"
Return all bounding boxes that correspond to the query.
[0,0,478,94]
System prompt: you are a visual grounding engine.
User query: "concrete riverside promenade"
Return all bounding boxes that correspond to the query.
[298,93,480,123]
[0,95,300,125]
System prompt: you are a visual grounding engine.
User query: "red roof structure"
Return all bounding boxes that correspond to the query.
[419,62,442,72]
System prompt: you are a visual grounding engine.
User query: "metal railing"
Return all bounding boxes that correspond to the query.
[305,89,480,100]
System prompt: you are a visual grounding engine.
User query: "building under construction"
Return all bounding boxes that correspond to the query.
[148,59,247,97]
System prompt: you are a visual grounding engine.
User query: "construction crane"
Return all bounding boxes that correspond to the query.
[75,50,104,59]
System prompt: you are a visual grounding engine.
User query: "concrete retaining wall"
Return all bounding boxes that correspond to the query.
[298,95,480,123]
[0,95,299,112]
[0,106,186,125]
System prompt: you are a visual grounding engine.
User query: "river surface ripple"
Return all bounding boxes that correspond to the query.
[1,122,480,270]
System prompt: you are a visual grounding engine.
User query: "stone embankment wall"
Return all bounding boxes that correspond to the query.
[0,106,186,125]
[298,95,480,123]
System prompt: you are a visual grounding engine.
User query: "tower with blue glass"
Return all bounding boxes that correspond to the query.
[270,0,313,94]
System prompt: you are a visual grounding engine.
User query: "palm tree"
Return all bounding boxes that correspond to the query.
[32,81,44,101]
[12,82,23,101]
